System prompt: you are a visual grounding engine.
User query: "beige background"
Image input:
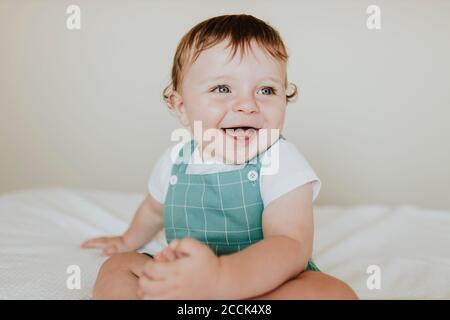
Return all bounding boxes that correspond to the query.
[1,0,449,210]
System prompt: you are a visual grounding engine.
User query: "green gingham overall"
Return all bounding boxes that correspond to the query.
[163,138,320,271]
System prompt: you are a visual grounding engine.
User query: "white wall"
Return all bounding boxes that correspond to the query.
[1,0,449,210]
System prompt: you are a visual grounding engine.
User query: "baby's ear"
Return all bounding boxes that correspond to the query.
[165,88,181,109]
[167,90,189,127]
[285,82,298,103]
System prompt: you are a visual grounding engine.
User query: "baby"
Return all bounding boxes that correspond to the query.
[82,14,357,300]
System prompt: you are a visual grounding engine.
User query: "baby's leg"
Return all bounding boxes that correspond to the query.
[93,252,152,300]
[250,271,358,300]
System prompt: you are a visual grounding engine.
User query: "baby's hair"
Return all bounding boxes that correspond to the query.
[163,14,298,108]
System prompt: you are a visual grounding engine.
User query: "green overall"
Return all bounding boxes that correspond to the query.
[163,138,320,271]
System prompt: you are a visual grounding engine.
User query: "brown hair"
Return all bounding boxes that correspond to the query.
[163,14,298,108]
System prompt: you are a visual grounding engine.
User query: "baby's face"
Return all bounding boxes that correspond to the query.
[176,40,288,164]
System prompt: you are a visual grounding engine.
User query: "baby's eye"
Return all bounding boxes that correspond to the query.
[258,87,276,95]
[212,85,231,94]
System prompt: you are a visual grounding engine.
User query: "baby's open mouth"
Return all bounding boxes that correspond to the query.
[221,126,259,140]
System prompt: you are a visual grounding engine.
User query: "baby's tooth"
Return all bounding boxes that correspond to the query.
[225,129,236,138]
[234,128,246,137]
[224,127,256,139]
[246,128,256,137]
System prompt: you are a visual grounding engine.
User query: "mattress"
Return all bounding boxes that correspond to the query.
[0,188,449,299]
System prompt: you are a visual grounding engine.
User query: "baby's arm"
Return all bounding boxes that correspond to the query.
[81,194,163,256]
[216,182,314,299]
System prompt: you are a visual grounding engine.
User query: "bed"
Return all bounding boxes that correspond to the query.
[0,188,449,299]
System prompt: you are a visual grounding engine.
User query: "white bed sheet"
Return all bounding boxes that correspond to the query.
[0,188,449,299]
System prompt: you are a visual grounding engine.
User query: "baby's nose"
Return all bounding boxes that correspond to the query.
[232,101,259,114]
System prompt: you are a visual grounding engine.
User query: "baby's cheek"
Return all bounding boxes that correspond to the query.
[264,107,286,128]
[194,107,227,128]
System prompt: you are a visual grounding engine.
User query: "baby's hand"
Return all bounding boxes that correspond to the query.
[138,237,221,299]
[153,239,185,263]
[81,236,133,256]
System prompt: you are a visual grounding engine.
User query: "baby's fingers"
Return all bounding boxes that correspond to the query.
[153,252,166,262]
[168,240,188,258]
[154,250,170,262]
[81,237,111,249]
[101,244,118,256]
[158,248,177,262]
[168,239,180,250]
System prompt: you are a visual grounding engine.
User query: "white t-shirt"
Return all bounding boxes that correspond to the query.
[148,138,321,208]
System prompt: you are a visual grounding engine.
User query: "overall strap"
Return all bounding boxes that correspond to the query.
[173,139,197,174]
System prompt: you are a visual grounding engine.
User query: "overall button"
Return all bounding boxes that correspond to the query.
[169,175,178,185]
[247,170,258,182]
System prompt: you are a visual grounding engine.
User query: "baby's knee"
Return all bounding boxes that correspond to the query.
[332,279,358,300]
[300,271,358,300]
[98,252,138,275]
[93,253,133,299]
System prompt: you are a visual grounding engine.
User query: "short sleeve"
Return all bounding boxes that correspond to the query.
[259,139,322,207]
[147,143,183,204]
